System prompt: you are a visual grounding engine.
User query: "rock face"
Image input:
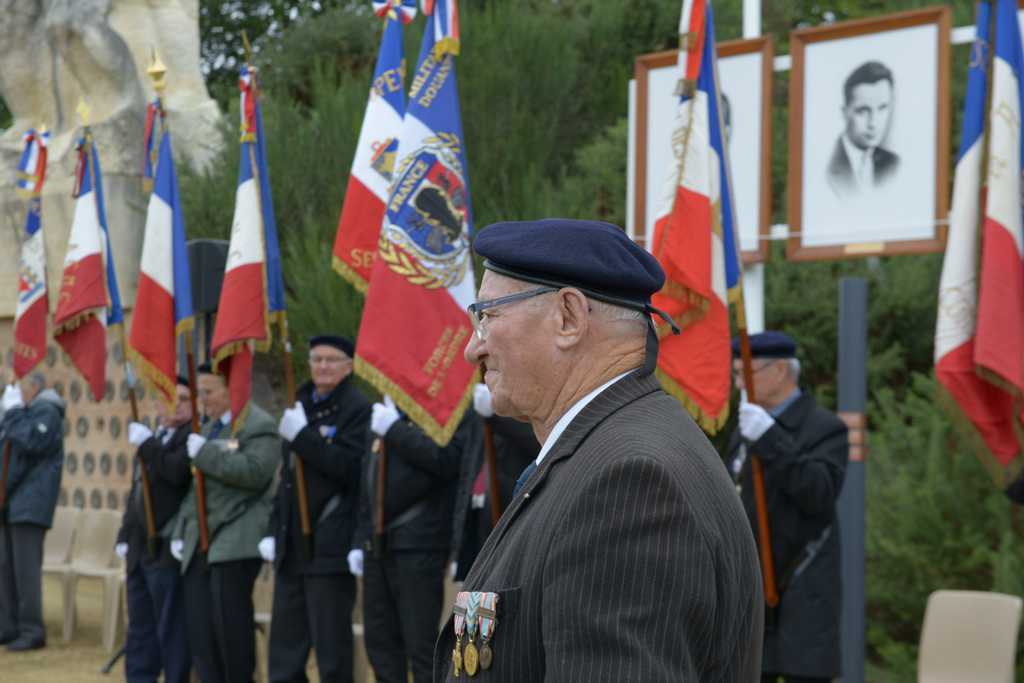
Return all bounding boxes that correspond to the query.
[0,0,223,317]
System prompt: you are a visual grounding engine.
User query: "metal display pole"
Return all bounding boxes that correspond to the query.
[837,277,868,683]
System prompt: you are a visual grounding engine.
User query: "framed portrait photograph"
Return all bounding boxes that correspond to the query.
[787,6,951,261]
[632,36,774,263]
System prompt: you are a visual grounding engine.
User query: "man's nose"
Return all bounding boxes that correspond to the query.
[464,333,483,365]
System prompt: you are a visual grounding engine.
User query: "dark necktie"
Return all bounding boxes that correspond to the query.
[512,461,538,498]
[208,420,225,440]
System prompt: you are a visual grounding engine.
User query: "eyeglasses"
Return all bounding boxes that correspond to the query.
[467,287,557,341]
[732,361,776,380]
[309,355,348,365]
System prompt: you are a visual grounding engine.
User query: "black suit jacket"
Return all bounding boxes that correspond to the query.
[826,136,900,199]
[270,378,371,575]
[355,412,472,553]
[433,371,764,682]
[726,391,848,677]
[117,423,192,571]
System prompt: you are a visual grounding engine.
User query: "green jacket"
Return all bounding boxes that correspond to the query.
[173,405,279,573]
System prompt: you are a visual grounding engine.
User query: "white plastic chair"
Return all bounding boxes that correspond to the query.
[918,589,1022,682]
[59,509,125,652]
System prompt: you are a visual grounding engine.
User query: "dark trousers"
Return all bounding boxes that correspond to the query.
[0,523,45,643]
[762,675,831,683]
[125,561,190,683]
[362,550,445,683]
[268,570,356,683]
[183,556,262,683]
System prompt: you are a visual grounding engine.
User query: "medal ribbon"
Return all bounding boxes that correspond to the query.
[453,592,468,639]
[478,592,498,641]
[465,592,482,640]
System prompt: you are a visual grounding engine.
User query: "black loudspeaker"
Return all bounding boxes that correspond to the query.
[187,239,229,314]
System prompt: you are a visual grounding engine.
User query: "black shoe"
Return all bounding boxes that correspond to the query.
[6,637,45,651]
[0,631,16,645]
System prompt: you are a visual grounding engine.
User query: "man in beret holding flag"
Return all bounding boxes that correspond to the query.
[263,335,371,683]
[434,218,762,682]
[726,331,848,683]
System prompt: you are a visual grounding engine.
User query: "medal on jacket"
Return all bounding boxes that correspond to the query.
[452,594,468,677]
[464,592,481,676]
[478,592,498,670]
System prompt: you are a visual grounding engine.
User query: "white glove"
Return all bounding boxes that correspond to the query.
[114,542,128,559]
[738,399,775,442]
[347,549,364,577]
[1,384,23,412]
[278,401,308,442]
[473,383,494,418]
[127,422,153,447]
[258,536,275,563]
[371,396,400,437]
[170,539,184,561]
[186,433,206,459]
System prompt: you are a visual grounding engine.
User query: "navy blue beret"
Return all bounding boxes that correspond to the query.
[309,335,355,357]
[176,375,190,388]
[473,219,665,309]
[731,331,797,359]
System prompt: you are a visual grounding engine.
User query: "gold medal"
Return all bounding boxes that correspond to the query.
[464,639,479,676]
[479,641,493,670]
[453,639,463,677]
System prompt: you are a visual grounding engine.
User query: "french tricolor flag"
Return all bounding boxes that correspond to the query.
[128,126,194,408]
[332,0,416,293]
[650,0,741,434]
[936,0,1024,475]
[13,129,50,378]
[54,137,123,401]
[211,65,280,425]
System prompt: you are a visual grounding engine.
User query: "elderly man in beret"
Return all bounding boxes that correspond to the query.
[262,335,371,683]
[433,218,763,682]
[727,331,848,683]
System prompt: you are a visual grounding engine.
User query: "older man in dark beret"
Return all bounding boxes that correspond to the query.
[726,331,848,683]
[433,218,763,682]
[263,335,371,683]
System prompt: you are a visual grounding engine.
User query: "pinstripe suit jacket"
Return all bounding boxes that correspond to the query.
[433,370,763,682]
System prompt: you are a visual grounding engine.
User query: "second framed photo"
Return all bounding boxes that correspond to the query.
[633,36,774,263]
[787,6,951,260]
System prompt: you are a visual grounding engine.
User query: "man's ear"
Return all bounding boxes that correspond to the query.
[553,288,589,351]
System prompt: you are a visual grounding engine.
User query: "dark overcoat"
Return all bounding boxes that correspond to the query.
[117,423,192,571]
[1,389,65,528]
[269,378,370,575]
[726,390,848,678]
[433,370,764,682]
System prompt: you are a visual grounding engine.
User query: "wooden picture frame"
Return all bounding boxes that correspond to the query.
[786,6,951,261]
[633,36,774,263]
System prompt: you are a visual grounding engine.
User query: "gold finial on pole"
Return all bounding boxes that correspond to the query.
[147,47,168,96]
[241,30,254,66]
[76,98,91,127]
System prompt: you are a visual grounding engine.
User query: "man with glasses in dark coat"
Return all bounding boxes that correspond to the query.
[262,335,371,683]
[727,331,849,683]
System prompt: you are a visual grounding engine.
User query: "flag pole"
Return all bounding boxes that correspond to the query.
[240,34,314,560]
[185,348,210,557]
[479,365,502,527]
[702,14,779,608]
[119,324,159,559]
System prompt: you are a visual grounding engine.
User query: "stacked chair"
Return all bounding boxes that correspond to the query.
[41,506,125,652]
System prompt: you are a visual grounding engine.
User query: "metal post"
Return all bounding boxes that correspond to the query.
[741,0,765,334]
[837,277,868,683]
